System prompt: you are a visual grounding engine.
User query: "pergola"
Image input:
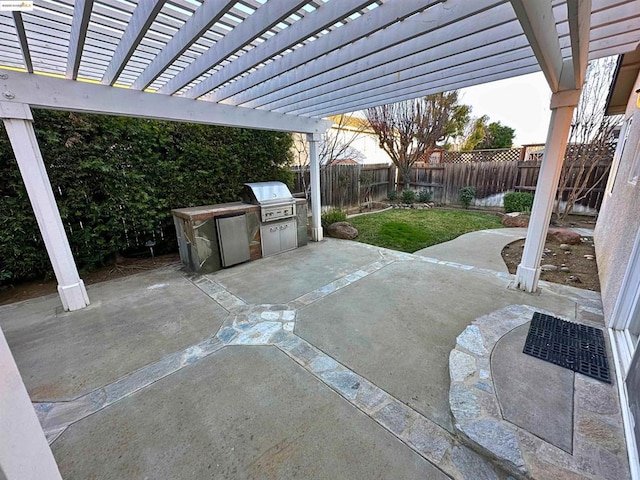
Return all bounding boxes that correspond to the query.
[1,1,640,477]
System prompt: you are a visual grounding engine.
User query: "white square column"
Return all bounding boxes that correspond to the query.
[1,102,89,311]
[514,91,579,292]
[307,132,323,241]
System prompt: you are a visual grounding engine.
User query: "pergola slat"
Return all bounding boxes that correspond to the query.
[131,0,237,91]
[101,0,166,85]
[66,0,94,80]
[308,58,541,117]
[249,11,525,112]
[0,0,636,121]
[284,42,533,116]
[314,64,543,118]
[11,12,33,73]
[207,0,439,103]
[182,0,375,100]
[227,0,509,107]
[158,0,311,95]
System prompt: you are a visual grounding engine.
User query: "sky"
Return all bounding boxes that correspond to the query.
[458,72,552,146]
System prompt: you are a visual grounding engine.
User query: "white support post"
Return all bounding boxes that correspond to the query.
[1,102,89,311]
[0,327,63,480]
[307,133,323,242]
[514,91,579,292]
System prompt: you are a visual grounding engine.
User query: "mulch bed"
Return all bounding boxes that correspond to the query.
[502,238,600,292]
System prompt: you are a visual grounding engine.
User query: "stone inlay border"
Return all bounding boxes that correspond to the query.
[34,336,225,444]
[449,304,630,480]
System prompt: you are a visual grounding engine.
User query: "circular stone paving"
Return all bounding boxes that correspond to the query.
[448,304,630,480]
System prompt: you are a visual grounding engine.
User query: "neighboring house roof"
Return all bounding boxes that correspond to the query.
[331,158,360,165]
[606,45,640,116]
[327,115,375,135]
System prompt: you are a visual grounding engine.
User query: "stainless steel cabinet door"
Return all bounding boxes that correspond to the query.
[261,223,282,257]
[216,214,251,267]
[279,220,297,252]
[260,219,298,257]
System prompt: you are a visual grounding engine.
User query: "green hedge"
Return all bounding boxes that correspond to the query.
[503,191,534,213]
[0,110,293,284]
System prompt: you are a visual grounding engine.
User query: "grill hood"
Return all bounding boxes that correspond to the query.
[242,181,294,205]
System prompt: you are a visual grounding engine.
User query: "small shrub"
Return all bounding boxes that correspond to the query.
[401,189,416,204]
[459,186,476,209]
[503,192,534,213]
[417,189,432,203]
[321,209,347,229]
[387,190,399,201]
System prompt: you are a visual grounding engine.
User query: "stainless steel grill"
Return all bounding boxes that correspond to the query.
[242,181,297,223]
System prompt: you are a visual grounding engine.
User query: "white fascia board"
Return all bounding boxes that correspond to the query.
[208,0,439,102]
[159,0,310,96]
[182,0,374,100]
[11,12,32,73]
[227,0,509,107]
[258,17,527,112]
[566,0,591,89]
[0,70,331,134]
[311,64,541,118]
[66,0,94,80]
[101,0,166,86]
[131,0,236,91]
[288,48,535,117]
[509,0,564,91]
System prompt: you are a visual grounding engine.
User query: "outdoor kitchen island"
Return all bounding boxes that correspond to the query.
[172,182,308,274]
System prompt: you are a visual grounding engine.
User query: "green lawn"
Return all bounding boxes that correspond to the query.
[348,208,503,253]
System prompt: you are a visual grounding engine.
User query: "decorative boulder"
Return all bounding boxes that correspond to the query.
[547,228,581,245]
[327,222,358,240]
[501,212,530,228]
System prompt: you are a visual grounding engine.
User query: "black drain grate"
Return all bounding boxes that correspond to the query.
[523,312,610,383]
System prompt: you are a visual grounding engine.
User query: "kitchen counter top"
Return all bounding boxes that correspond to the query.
[171,198,307,221]
[171,202,259,221]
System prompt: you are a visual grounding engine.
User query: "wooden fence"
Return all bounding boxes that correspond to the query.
[291,163,395,209]
[291,144,615,212]
[409,144,615,211]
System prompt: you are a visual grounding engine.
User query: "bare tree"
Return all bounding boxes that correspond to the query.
[554,56,622,219]
[291,113,367,199]
[365,92,467,190]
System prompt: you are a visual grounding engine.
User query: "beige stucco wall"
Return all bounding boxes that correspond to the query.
[594,70,640,321]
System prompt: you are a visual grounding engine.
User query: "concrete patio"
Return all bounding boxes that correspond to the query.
[0,233,630,479]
